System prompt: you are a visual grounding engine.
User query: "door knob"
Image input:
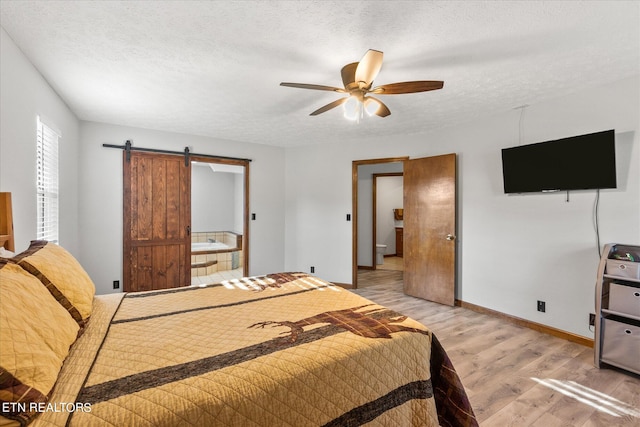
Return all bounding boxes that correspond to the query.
[446,234,456,241]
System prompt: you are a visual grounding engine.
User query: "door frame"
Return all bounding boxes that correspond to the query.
[352,157,409,288]
[190,155,251,276]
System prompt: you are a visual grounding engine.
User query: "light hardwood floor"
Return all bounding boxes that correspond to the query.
[378,255,404,271]
[353,269,640,426]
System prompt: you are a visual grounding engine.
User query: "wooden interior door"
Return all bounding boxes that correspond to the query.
[403,153,457,305]
[123,151,191,292]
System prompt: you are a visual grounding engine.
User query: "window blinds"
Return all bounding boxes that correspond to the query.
[36,116,60,243]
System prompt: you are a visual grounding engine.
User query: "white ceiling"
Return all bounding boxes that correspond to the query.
[1,1,638,148]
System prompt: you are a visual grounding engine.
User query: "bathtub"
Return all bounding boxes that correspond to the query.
[191,236,242,278]
[191,232,243,277]
[192,241,231,253]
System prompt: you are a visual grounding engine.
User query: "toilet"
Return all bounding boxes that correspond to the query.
[375,244,387,265]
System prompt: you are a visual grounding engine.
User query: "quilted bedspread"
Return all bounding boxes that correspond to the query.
[30,273,476,427]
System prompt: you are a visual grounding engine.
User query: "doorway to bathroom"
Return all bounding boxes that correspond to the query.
[352,154,458,306]
[372,172,403,273]
[122,149,249,292]
[190,156,249,286]
[353,158,407,290]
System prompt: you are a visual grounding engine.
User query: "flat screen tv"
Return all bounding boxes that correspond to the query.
[501,129,616,194]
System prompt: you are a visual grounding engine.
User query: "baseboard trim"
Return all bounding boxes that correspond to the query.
[455,300,594,348]
[334,282,353,289]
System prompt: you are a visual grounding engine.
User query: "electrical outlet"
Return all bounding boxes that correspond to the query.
[113,280,120,289]
[310,266,315,273]
[537,300,546,313]
[589,313,596,327]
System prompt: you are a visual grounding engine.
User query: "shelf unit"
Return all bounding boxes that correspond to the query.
[594,243,640,376]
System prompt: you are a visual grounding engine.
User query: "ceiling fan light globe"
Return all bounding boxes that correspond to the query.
[343,96,360,121]
[364,98,381,116]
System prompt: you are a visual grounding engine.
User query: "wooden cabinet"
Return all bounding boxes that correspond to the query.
[0,192,14,252]
[395,227,403,257]
[594,243,640,376]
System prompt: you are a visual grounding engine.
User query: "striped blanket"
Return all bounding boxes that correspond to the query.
[31,273,477,426]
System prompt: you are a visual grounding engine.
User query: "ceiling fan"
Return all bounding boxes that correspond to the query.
[280,49,444,119]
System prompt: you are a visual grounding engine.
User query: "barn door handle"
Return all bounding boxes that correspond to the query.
[446,234,456,241]
[186,225,191,236]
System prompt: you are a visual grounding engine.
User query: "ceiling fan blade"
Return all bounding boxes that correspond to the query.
[366,96,391,117]
[309,97,350,116]
[341,62,358,88]
[280,82,346,93]
[355,49,383,88]
[371,80,444,95]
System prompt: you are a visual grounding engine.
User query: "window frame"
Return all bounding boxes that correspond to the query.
[36,116,60,243]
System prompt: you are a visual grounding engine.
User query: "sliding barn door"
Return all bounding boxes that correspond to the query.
[123,151,191,292]
[403,153,457,305]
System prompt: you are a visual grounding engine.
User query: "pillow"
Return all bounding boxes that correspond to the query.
[0,260,80,425]
[14,241,95,327]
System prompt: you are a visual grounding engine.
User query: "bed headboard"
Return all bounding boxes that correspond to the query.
[0,192,15,252]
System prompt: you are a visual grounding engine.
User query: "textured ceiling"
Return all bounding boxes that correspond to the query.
[1,1,638,147]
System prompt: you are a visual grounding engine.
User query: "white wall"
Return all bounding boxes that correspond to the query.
[234,173,244,233]
[191,165,237,232]
[0,28,80,254]
[285,75,640,339]
[78,121,286,294]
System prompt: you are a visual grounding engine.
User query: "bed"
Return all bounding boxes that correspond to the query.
[1,237,477,426]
